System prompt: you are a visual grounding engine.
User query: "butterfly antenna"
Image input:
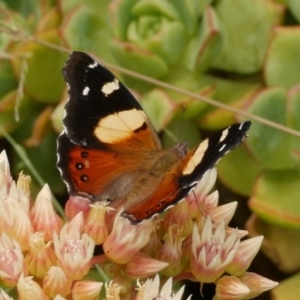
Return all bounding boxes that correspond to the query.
[192,189,206,218]
[177,105,186,144]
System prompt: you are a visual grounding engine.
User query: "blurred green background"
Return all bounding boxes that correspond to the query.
[1,0,300,299]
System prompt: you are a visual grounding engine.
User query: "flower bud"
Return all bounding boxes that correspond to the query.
[17,274,49,300]
[239,272,278,298]
[190,218,240,283]
[215,275,250,300]
[83,202,109,245]
[226,236,263,276]
[163,200,193,237]
[103,215,154,264]
[25,232,56,278]
[157,224,185,277]
[125,252,168,279]
[30,184,62,241]
[53,213,94,280]
[43,266,72,298]
[72,281,103,300]
[0,233,25,287]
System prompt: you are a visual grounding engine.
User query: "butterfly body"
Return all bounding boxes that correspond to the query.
[57,51,251,223]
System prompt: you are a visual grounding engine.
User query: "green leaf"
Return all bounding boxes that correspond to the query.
[272,272,300,299]
[61,5,114,63]
[110,39,168,79]
[140,89,176,131]
[0,60,18,98]
[288,0,300,22]
[218,144,262,196]
[13,129,65,195]
[287,85,300,130]
[109,0,137,40]
[59,0,111,14]
[172,0,212,34]
[212,0,284,73]
[0,90,36,135]
[246,88,297,169]
[51,100,65,133]
[249,169,300,228]
[182,6,221,72]
[161,118,201,150]
[248,217,300,273]
[132,0,180,20]
[264,26,300,89]
[198,76,262,129]
[12,30,66,104]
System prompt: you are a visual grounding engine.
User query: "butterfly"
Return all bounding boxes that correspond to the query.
[57,51,251,224]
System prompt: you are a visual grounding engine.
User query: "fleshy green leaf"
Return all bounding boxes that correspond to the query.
[140,89,176,131]
[249,169,300,228]
[12,30,66,104]
[161,118,201,150]
[0,59,18,98]
[0,90,38,136]
[109,0,136,40]
[172,0,212,34]
[287,0,300,22]
[246,88,296,169]
[218,144,262,196]
[182,6,221,73]
[212,0,284,73]
[272,273,300,299]
[127,18,186,65]
[60,5,114,63]
[264,26,300,89]
[132,0,180,20]
[110,39,168,79]
[59,0,110,14]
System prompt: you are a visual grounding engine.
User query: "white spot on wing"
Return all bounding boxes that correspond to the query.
[219,128,229,143]
[82,86,90,96]
[182,140,209,175]
[101,79,119,97]
[94,109,146,143]
[218,144,226,152]
[88,61,98,68]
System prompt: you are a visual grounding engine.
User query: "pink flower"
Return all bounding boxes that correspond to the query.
[103,214,155,264]
[185,168,217,219]
[30,184,62,241]
[0,233,25,287]
[25,232,56,278]
[226,236,264,276]
[0,289,14,300]
[239,272,278,299]
[135,275,191,300]
[0,151,13,195]
[190,218,240,282]
[43,266,72,298]
[215,275,250,300]
[53,213,95,280]
[65,196,90,220]
[17,273,49,300]
[72,281,103,300]
[156,224,185,277]
[163,200,193,238]
[125,252,168,279]
[0,197,33,251]
[83,202,110,245]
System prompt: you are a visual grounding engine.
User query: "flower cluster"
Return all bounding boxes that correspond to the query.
[0,150,277,299]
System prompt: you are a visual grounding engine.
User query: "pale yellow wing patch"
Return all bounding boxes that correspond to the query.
[182,140,209,175]
[94,109,147,143]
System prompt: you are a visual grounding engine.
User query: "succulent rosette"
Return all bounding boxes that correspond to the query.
[109,0,218,85]
[1,0,300,298]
